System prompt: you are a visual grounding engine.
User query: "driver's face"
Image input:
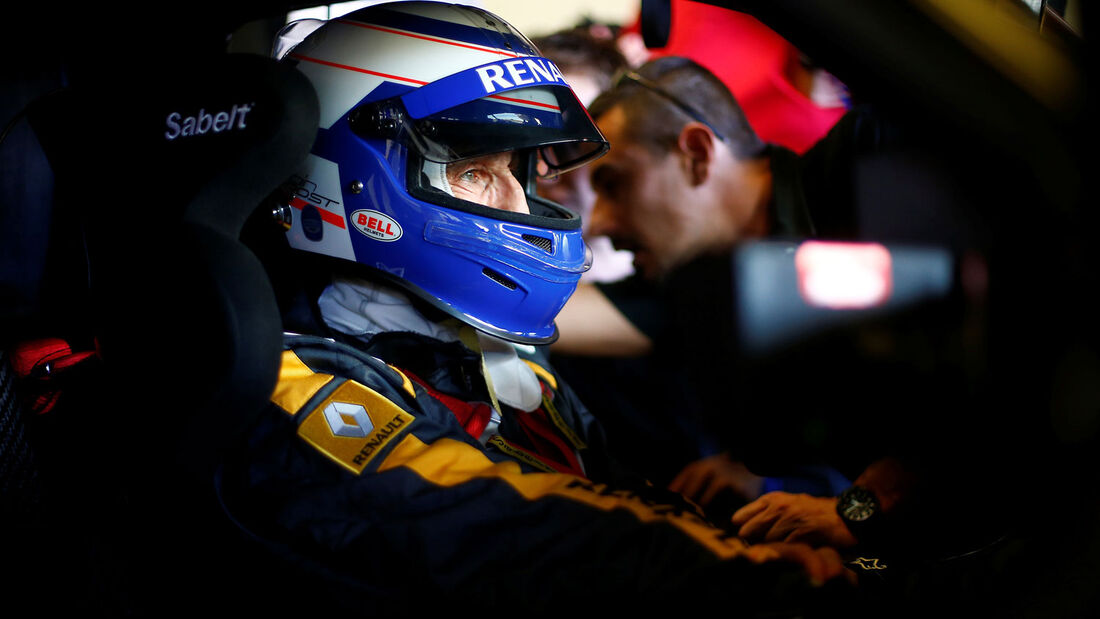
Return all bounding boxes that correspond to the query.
[446,151,529,214]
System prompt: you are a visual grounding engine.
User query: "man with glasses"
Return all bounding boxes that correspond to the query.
[555,56,849,353]
[550,54,999,590]
[551,56,868,514]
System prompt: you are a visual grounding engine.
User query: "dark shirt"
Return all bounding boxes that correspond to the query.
[554,107,898,488]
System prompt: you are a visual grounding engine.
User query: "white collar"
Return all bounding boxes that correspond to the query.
[317,276,542,412]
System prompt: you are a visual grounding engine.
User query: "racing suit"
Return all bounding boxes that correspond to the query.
[215,279,828,612]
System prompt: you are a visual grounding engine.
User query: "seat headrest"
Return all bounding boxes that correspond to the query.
[19,53,320,477]
[27,53,317,234]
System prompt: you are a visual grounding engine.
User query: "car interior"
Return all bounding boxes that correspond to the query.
[2,0,1095,615]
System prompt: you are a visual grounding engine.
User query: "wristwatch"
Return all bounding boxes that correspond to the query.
[836,485,881,539]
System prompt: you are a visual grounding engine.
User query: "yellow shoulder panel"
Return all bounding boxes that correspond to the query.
[272,350,336,416]
[297,379,415,475]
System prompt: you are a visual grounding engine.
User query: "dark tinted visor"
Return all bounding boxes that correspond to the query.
[350,57,608,177]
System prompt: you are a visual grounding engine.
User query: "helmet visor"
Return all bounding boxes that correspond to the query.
[350,57,609,178]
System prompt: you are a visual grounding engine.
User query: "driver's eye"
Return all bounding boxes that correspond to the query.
[459,169,483,183]
[448,164,488,188]
[447,152,519,189]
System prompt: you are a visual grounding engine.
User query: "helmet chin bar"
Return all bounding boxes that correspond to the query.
[360,260,563,345]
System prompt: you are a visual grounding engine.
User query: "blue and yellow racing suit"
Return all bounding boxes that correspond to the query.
[216,330,826,611]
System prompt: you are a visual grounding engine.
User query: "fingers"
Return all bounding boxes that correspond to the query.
[814,545,858,587]
[777,544,830,585]
[731,492,787,541]
[745,542,855,587]
[777,524,817,545]
[736,509,779,542]
[732,493,843,544]
[730,493,773,526]
[734,494,859,588]
[668,462,714,502]
[698,476,727,506]
[667,462,697,496]
[783,544,847,587]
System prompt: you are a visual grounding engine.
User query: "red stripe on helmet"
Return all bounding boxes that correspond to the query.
[488,94,561,111]
[336,19,520,58]
[291,54,428,86]
[290,197,348,229]
[293,53,561,112]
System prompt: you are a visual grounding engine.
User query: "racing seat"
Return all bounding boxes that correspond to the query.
[2,51,318,612]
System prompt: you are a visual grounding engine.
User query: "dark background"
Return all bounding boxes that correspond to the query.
[2,1,1096,616]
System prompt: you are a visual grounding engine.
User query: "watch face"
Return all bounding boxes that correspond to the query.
[839,487,878,522]
[841,498,874,522]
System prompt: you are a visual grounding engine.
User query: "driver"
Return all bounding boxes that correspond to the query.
[222,2,852,611]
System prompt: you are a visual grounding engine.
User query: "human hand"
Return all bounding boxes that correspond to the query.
[731,492,858,549]
[742,541,857,587]
[668,452,764,506]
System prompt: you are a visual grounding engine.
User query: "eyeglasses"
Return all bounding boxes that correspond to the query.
[611,69,727,142]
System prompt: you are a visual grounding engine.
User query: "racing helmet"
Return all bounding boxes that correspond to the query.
[275,1,609,344]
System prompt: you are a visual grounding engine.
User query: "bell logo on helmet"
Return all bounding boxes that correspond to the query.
[351,209,403,242]
[164,102,255,141]
[323,401,374,438]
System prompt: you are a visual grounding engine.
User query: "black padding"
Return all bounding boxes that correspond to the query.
[23,52,318,474]
[0,351,42,518]
[27,53,319,230]
[1,53,318,612]
[640,0,673,49]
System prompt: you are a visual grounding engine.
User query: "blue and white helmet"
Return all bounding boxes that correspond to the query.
[276,1,608,344]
